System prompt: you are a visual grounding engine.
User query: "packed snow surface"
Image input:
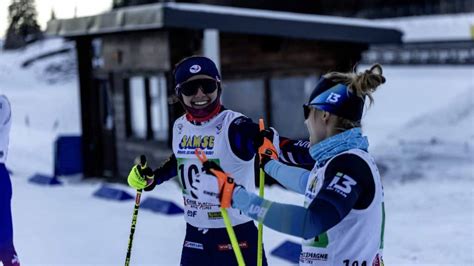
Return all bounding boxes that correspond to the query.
[1,39,473,265]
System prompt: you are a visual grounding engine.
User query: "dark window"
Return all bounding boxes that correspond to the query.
[221,78,265,122]
[129,76,147,138]
[222,75,317,139]
[126,74,169,141]
[150,74,169,141]
[270,75,317,139]
[91,38,104,69]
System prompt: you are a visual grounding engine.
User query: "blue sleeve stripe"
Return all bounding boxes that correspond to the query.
[233,188,347,239]
[264,160,309,194]
[233,187,324,239]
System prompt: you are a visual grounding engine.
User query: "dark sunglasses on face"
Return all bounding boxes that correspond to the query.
[303,104,312,120]
[179,79,218,96]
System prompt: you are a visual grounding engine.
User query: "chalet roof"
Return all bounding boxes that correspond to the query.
[46,3,402,44]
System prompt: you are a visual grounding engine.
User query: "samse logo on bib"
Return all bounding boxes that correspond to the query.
[179,135,215,150]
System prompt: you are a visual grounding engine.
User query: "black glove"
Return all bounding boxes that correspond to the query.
[254,129,279,168]
[202,160,224,175]
[260,151,274,167]
[253,129,275,149]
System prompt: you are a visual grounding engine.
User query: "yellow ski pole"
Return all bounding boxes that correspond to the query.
[257,119,265,266]
[195,149,245,266]
[221,208,246,266]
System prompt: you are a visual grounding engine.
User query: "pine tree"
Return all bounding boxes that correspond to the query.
[4,0,42,50]
[50,8,56,21]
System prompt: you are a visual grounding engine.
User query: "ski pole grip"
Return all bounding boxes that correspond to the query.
[134,155,148,178]
[139,155,147,168]
[195,148,208,163]
[258,118,265,131]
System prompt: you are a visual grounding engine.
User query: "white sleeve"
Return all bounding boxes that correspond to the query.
[0,95,12,126]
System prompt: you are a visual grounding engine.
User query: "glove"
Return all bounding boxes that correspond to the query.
[196,149,235,208]
[201,160,235,208]
[201,160,224,175]
[127,156,155,190]
[255,128,279,167]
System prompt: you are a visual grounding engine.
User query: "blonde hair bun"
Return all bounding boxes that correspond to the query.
[324,63,386,105]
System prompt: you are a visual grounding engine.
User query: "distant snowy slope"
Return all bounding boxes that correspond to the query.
[374,87,474,182]
[394,88,474,143]
[0,38,80,177]
[361,65,474,149]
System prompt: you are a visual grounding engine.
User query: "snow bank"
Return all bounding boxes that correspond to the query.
[361,65,474,149]
[373,86,473,183]
[393,88,474,144]
[0,38,80,177]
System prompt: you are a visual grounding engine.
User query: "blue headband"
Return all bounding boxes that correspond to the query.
[306,77,365,121]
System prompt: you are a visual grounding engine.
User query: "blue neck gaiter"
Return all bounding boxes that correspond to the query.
[309,127,369,167]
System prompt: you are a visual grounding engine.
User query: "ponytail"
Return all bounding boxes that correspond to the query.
[322,64,386,131]
[323,63,386,106]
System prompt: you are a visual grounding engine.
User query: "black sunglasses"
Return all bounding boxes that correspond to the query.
[303,104,312,120]
[179,79,218,96]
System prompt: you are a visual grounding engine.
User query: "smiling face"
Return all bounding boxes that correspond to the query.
[181,87,218,109]
[179,77,219,109]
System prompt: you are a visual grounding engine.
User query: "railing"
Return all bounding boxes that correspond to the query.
[362,41,474,65]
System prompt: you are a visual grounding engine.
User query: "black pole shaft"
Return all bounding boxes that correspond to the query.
[125,189,143,266]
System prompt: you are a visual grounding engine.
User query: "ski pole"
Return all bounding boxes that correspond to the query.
[125,155,147,266]
[195,149,246,266]
[257,118,265,266]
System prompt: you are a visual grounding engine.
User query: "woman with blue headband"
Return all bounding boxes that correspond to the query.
[201,64,387,266]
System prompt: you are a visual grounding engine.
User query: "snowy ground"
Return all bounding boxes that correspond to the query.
[10,173,473,265]
[1,39,473,265]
